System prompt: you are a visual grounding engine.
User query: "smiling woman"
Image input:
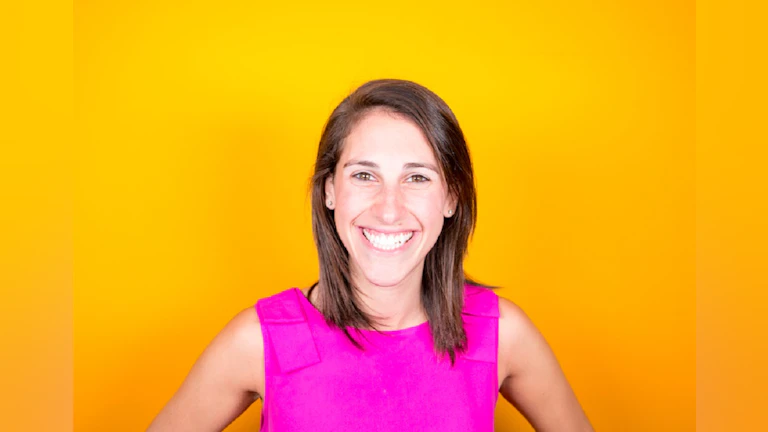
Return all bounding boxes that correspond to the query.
[146,80,595,432]
[312,82,479,363]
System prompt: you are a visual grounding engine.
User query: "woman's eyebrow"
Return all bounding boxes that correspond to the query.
[343,160,378,169]
[343,159,439,173]
[403,162,439,173]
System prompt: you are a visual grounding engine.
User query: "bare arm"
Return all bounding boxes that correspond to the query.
[146,306,265,432]
[498,297,594,432]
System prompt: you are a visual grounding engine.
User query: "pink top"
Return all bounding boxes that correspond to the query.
[254,284,500,431]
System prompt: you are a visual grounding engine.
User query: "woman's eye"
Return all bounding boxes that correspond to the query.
[407,174,430,183]
[352,172,374,181]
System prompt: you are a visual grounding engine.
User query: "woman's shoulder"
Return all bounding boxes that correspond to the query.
[220,287,300,359]
[252,287,315,329]
[463,284,537,342]
[192,288,304,392]
[466,283,537,362]
[228,287,302,341]
[462,283,528,324]
[497,295,534,342]
[463,283,500,317]
[219,304,266,391]
[496,293,557,384]
[209,287,302,395]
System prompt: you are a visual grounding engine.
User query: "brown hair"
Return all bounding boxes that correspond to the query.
[309,79,490,364]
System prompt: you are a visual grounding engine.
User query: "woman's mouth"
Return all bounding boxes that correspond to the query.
[360,227,415,252]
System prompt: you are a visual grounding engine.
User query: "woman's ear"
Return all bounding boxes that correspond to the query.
[444,193,457,218]
[324,175,336,210]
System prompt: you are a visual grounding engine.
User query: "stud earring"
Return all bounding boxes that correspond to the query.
[447,209,453,215]
[327,200,333,207]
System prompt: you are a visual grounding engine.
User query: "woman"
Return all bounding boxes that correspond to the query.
[147,80,594,431]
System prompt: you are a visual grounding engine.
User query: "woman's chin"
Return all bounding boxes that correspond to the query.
[356,267,410,288]
[359,262,424,288]
[349,254,423,288]
[362,274,404,288]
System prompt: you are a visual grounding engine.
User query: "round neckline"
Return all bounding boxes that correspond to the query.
[293,287,430,336]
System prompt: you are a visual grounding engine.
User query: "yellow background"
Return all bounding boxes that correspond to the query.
[2,1,73,431]
[71,1,695,431]
[696,1,768,430]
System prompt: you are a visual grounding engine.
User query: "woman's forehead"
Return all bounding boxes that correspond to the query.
[340,110,437,166]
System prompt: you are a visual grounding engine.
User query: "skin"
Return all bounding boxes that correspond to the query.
[147,109,594,431]
[321,108,456,329]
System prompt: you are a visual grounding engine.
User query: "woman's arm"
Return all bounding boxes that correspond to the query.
[498,297,594,432]
[146,306,265,432]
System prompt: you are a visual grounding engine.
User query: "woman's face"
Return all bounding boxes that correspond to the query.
[325,109,456,288]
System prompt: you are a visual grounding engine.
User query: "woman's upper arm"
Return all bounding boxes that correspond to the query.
[146,305,265,432]
[497,297,594,432]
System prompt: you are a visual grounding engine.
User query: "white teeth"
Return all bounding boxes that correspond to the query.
[362,229,414,251]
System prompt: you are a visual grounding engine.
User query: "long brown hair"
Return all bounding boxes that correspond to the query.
[309,79,489,364]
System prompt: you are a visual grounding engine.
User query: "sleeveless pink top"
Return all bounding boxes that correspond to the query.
[254,284,500,431]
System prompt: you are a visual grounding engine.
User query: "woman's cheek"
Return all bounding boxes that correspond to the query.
[411,198,444,221]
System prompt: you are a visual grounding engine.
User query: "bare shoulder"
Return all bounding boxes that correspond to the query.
[220,305,266,395]
[497,296,542,378]
[227,304,264,344]
[146,305,266,431]
[497,295,561,383]
[497,296,535,338]
[165,304,266,395]
[496,296,594,432]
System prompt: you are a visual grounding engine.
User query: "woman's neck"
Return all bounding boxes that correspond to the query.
[308,267,428,331]
[353,273,427,330]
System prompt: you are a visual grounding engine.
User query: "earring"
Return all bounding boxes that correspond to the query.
[327,200,333,207]
[447,209,453,215]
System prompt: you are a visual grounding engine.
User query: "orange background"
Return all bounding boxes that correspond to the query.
[2,1,73,431]
[9,1,768,431]
[696,1,768,430]
[72,1,694,431]
[4,0,721,431]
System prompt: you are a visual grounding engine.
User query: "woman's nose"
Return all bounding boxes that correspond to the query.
[372,184,406,225]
